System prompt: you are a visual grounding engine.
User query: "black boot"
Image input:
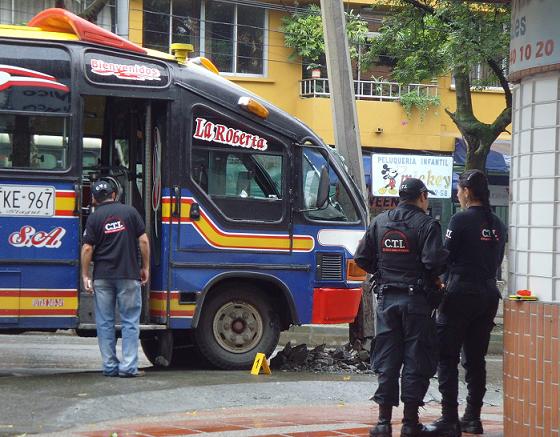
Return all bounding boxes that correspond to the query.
[424,404,461,437]
[460,404,483,434]
[369,404,392,437]
[400,404,431,437]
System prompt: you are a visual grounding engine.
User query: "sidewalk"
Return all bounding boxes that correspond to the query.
[43,403,504,437]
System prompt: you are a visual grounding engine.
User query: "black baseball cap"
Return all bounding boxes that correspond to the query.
[91,180,114,200]
[399,178,435,200]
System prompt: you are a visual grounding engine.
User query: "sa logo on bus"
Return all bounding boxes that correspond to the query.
[8,225,66,248]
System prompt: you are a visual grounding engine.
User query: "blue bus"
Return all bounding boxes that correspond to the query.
[0,8,367,369]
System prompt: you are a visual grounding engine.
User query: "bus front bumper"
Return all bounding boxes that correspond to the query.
[311,287,363,324]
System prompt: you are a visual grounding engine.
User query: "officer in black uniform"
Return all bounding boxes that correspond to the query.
[355,178,448,437]
[426,170,506,436]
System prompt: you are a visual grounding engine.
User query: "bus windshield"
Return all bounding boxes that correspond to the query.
[302,146,359,222]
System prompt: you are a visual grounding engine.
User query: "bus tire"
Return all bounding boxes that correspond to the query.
[194,284,280,370]
[140,330,174,367]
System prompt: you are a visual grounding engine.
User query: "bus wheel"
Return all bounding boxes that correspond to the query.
[140,330,174,367]
[195,284,280,370]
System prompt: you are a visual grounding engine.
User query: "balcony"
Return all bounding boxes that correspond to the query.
[299,78,438,101]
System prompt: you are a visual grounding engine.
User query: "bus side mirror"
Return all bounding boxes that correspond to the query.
[316,165,330,209]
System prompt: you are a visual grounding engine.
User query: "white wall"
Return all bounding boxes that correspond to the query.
[510,72,560,302]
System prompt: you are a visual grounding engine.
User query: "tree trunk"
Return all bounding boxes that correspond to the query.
[55,0,66,8]
[349,278,375,350]
[446,69,507,172]
[79,0,109,23]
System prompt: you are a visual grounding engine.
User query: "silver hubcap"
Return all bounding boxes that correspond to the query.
[212,301,263,354]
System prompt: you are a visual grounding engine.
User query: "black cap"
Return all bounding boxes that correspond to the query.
[91,180,114,200]
[399,178,435,200]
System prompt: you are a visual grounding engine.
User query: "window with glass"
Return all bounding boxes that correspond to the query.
[0,114,70,170]
[143,0,266,75]
[302,146,359,222]
[0,1,113,30]
[191,111,283,222]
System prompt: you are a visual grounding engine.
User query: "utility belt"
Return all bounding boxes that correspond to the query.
[376,283,422,296]
[376,280,444,309]
[447,272,497,290]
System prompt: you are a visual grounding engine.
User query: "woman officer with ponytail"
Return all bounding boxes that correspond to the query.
[426,170,506,437]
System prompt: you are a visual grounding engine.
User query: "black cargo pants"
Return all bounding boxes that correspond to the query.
[372,288,438,407]
[436,277,500,408]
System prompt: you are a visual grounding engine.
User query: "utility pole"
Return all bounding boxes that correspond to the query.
[319,1,373,348]
[116,0,129,39]
[319,0,367,197]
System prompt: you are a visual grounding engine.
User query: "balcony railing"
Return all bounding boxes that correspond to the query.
[300,78,438,101]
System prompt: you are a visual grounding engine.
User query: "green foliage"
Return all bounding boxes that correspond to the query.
[363,1,510,85]
[399,91,440,120]
[281,5,369,66]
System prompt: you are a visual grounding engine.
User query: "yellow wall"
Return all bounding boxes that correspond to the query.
[128,2,511,153]
[230,10,302,117]
[129,0,143,45]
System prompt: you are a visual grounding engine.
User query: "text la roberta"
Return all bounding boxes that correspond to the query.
[193,117,268,151]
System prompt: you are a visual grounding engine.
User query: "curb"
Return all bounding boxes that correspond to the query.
[280,323,504,355]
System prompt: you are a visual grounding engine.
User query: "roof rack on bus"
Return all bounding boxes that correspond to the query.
[28,8,146,55]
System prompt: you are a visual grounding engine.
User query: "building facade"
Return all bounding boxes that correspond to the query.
[505,0,560,433]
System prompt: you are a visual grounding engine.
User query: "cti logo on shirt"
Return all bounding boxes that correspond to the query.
[381,230,410,253]
[104,217,126,235]
[480,228,499,241]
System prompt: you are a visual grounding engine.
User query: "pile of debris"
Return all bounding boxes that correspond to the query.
[270,341,374,374]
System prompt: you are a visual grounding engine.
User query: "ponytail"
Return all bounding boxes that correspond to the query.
[459,170,497,242]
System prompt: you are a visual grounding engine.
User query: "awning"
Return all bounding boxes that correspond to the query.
[453,138,510,174]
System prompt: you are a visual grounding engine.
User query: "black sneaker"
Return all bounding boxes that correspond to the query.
[118,370,146,378]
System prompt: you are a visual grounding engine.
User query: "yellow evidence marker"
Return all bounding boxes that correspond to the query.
[251,353,271,375]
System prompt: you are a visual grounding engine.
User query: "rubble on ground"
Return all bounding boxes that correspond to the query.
[270,341,374,374]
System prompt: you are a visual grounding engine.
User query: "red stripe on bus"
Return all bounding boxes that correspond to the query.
[170,310,194,316]
[0,290,77,297]
[56,192,75,198]
[0,309,77,315]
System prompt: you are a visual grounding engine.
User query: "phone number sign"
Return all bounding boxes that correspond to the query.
[509,0,560,80]
[0,185,55,217]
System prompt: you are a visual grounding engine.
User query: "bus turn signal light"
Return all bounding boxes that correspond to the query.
[347,260,366,282]
[188,56,219,74]
[238,97,269,119]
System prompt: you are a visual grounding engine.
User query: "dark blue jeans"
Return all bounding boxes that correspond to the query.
[436,279,500,408]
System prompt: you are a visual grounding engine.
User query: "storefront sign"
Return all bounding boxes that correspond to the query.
[509,0,560,80]
[371,154,453,199]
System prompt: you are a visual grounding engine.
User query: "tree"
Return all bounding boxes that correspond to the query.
[281,5,368,72]
[364,1,511,171]
[55,0,110,23]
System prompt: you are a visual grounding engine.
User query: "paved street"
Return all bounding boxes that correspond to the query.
[0,333,504,436]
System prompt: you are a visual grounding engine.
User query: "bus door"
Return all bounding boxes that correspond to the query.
[167,106,307,328]
[79,95,167,326]
[0,43,79,328]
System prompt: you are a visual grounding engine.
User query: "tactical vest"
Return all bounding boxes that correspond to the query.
[375,208,432,289]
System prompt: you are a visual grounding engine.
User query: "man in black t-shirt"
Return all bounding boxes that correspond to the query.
[81,180,150,378]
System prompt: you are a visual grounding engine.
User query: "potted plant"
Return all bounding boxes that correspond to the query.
[281,5,368,79]
[307,62,322,79]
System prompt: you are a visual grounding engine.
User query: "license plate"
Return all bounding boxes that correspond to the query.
[0,185,56,217]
